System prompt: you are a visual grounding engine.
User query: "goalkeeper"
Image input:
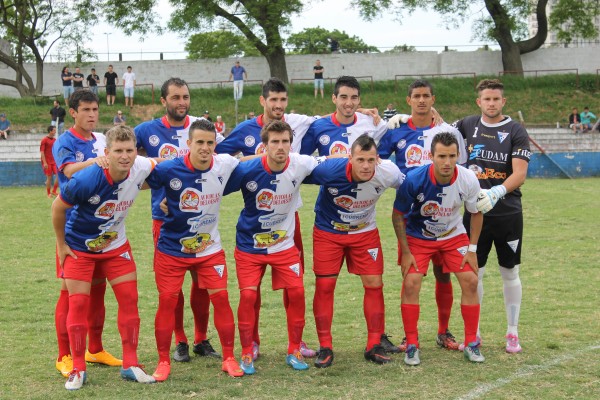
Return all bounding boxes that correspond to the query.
[452,79,531,354]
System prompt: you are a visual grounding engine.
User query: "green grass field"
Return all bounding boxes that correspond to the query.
[1,179,599,399]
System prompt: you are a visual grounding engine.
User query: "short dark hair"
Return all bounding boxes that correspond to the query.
[431,132,459,154]
[91,68,96,71]
[161,77,189,99]
[408,79,434,97]
[260,120,293,144]
[351,134,376,154]
[61,66,69,74]
[47,125,55,133]
[334,76,360,96]
[106,125,137,149]
[476,79,504,94]
[189,119,216,140]
[262,78,287,98]
[69,89,99,112]
[127,66,132,69]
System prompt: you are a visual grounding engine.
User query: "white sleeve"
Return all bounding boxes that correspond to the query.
[463,169,480,214]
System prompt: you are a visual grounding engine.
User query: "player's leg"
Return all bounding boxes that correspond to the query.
[251,268,267,360]
[172,289,190,361]
[45,170,52,196]
[454,269,484,363]
[314,80,318,98]
[432,258,459,350]
[51,169,59,195]
[55,278,72,378]
[190,269,219,358]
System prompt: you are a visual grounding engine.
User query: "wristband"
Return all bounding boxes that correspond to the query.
[468,244,478,253]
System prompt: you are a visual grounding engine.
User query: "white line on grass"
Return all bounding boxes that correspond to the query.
[457,344,600,400]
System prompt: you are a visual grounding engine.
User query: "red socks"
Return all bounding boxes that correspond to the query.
[252,286,262,345]
[435,280,453,334]
[209,290,235,360]
[55,289,70,360]
[284,287,305,354]
[87,282,106,354]
[313,277,337,349]
[401,303,420,347]
[67,293,90,371]
[237,289,257,355]
[191,284,210,344]
[112,280,140,369]
[155,292,178,363]
[461,304,480,345]
[173,290,187,344]
[363,286,385,351]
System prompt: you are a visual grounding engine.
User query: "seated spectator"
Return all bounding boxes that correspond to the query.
[113,110,126,126]
[580,107,597,133]
[383,103,397,121]
[214,115,225,134]
[0,113,11,139]
[569,108,583,133]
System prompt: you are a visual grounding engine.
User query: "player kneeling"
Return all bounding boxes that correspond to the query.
[392,132,485,366]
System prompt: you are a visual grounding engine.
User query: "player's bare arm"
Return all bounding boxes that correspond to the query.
[392,210,417,277]
[51,197,77,266]
[461,211,483,275]
[62,157,109,179]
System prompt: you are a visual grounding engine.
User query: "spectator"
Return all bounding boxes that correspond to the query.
[122,66,136,108]
[50,100,67,135]
[113,110,126,126]
[202,110,213,122]
[383,103,397,121]
[61,66,73,107]
[0,113,10,139]
[40,125,59,197]
[330,37,340,54]
[580,107,597,133]
[228,60,247,101]
[214,115,225,134]
[569,107,583,133]
[246,111,255,120]
[72,67,85,91]
[313,59,324,99]
[104,65,118,106]
[86,68,100,95]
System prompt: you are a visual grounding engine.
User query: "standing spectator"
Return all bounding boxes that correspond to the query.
[86,68,100,95]
[50,100,67,135]
[104,65,118,106]
[202,110,213,122]
[246,111,255,120]
[383,103,397,121]
[40,125,59,197]
[229,60,247,101]
[329,37,340,54]
[580,107,596,132]
[122,66,136,108]
[214,115,225,135]
[313,59,324,99]
[113,110,126,126]
[72,67,84,91]
[61,66,73,107]
[568,107,583,133]
[0,113,10,139]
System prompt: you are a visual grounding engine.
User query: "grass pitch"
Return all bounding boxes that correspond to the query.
[0,178,599,399]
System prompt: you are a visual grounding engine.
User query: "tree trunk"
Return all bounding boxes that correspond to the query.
[499,42,524,75]
[264,46,289,83]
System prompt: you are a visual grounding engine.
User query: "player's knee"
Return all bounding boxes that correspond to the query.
[402,276,421,297]
[499,265,520,282]
[159,292,179,310]
[239,288,258,305]
[461,273,479,294]
[285,286,305,303]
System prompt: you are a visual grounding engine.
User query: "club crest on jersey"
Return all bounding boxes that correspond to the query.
[406,144,426,166]
[256,190,274,209]
[255,142,266,154]
[367,248,379,261]
[180,232,214,254]
[334,195,354,210]
[88,194,101,205]
[457,246,468,256]
[330,142,349,155]
[214,265,225,278]
[149,135,160,146]
[159,144,179,159]
[86,231,118,252]
[244,136,256,147]
[497,131,509,143]
[319,135,330,145]
[75,151,84,162]
[180,188,202,211]
[170,178,182,190]
[246,181,258,192]
[328,187,339,196]
[253,230,287,248]
[417,193,425,202]
[289,263,300,277]
[95,201,117,219]
[421,201,440,219]
[396,139,407,150]
[120,251,131,260]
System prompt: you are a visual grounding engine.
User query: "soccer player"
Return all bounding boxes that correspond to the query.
[304,134,404,368]
[146,119,243,380]
[392,132,484,366]
[299,75,400,353]
[224,120,319,374]
[52,126,157,390]
[40,125,59,198]
[378,79,467,351]
[453,79,530,353]
[134,78,220,363]
[52,90,120,378]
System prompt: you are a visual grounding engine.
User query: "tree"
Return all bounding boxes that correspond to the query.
[0,0,93,97]
[186,30,260,59]
[384,44,416,53]
[352,0,600,75]
[287,27,379,54]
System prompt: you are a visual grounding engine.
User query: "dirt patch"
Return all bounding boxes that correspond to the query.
[131,104,163,121]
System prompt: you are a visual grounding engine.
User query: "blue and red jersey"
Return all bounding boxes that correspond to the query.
[52,128,106,189]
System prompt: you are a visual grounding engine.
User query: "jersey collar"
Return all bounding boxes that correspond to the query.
[261,154,289,174]
[407,117,435,130]
[161,115,190,130]
[428,164,458,186]
[256,114,286,128]
[332,113,357,127]
[103,166,130,186]
[184,152,214,172]
[68,127,97,141]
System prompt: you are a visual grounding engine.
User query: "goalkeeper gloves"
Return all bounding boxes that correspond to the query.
[476,185,507,213]
[386,114,409,129]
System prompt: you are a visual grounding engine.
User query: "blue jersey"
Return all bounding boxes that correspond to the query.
[146,153,239,258]
[304,158,403,234]
[224,153,318,254]
[393,164,479,241]
[60,157,156,252]
[300,113,387,156]
[52,129,106,190]
[378,119,467,175]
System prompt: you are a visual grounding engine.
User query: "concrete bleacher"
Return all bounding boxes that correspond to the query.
[527,127,600,153]
[0,131,47,161]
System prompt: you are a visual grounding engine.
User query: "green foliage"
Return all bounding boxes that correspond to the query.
[384,44,416,53]
[185,31,260,59]
[549,0,600,44]
[287,27,379,54]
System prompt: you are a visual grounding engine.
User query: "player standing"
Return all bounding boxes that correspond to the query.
[453,79,530,353]
[378,79,467,351]
[52,126,157,389]
[134,78,219,363]
[224,120,320,374]
[392,132,484,365]
[40,125,59,197]
[304,135,404,367]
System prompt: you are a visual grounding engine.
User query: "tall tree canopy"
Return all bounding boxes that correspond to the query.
[287,27,379,54]
[185,31,260,59]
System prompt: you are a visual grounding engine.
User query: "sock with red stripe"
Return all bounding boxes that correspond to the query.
[87,282,106,354]
[435,280,453,334]
[191,284,210,344]
[112,280,140,369]
[209,290,235,360]
[364,286,385,351]
[461,304,480,345]
[55,289,70,360]
[313,277,337,349]
[238,289,257,355]
[401,303,420,347]
[67,293,90,371]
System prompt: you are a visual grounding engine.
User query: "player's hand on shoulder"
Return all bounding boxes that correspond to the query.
[387,114,409,129]
[94,156,109,169]
[431,107,445,126]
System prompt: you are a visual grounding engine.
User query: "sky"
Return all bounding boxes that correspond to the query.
[83,0,494,62]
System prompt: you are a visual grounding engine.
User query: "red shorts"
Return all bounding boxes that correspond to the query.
[61,242,136,282]
[397,246,443,270]
[56,246,107,279]
[406,234,474,275]
[42,163,58,176]
[234,246,303,290]
[152,219,163,248]
[154,249,228,294]
[312,227,384,276]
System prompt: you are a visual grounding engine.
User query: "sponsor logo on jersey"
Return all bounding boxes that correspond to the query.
[86,231,118,252]
[214,265,224,278]
[289,263,300,277]
[457,246,468,256]
[507,239,519,253]
[513,148,531,159]
[327,187,339,196]
[319,135,331,145]
[497,131,509,143]
[367,248,379,261]
[329,142,349,155]
[195,178,207,183]
[218,176,223,184]
[270,179,280,185]
[159,144,179,159]
[120,251,131,260]
[75,151,84,162]
[187,214,218,231]
[256,190,274,209]
[180,189,200,211]
[291,179,297,187]
[253,230,287,248]
[396,139,407,150]
[246,181,258,192]
[180,232,214,254]
[417,193,425,202]
[468,144,508,163]
[95,201,117,219]
[149,135,160,146]
[244,136,256,147]
[332,221,368,232]
[258,213,288,229]
[422,221,455,238]
[88,194,101,205]
[255,142,266,154]
[475,168,507,180]
[170,178,182,190]
[334,195,354,210]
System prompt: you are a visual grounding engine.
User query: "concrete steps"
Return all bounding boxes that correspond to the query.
[527,128,600,153]
[0,132,46,161]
